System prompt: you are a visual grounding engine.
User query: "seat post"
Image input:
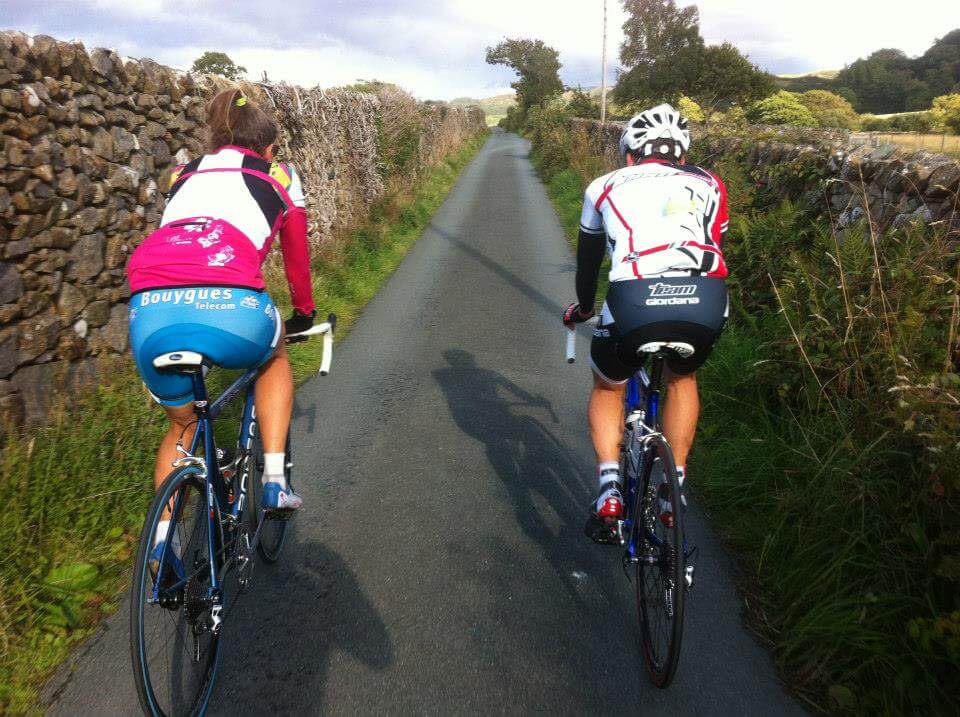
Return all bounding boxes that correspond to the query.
[190,370,210,416]
[649,353,665,394]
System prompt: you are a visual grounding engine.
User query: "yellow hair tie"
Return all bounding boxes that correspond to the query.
[235,96,248,107]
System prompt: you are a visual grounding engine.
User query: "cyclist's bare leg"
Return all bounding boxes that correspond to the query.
[589,373,626,463]
[153,404,197,531]
[254,341,293,454]
[662,368,698,468]
[154,403,197,491]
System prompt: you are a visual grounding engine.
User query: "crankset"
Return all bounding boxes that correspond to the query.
[584,515,624,546]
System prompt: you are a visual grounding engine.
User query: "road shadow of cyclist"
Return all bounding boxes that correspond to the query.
[432,349,592,585]
[210,540,392,714]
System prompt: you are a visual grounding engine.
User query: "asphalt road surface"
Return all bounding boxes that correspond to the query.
[45,130,803,715]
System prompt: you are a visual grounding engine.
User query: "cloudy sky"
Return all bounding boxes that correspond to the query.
[6,0,960,100]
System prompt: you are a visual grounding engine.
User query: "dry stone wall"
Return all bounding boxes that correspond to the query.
[0,30,485,428]
[571,118,960,234]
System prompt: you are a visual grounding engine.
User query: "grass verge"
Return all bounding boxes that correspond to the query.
[0,132,487,713]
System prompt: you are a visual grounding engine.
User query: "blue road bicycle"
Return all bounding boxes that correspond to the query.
[129,315,335,717]
[567,324,692,688]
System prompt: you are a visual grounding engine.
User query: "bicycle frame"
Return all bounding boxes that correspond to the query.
[622,357,669,563]
[147,317,335,608]
[149,365,261,608]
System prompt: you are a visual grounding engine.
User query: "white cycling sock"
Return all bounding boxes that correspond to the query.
[262,452,287,488]
[677,465,686,487]
[153,520,182,555]
[596,461,621,489]
[154,520,169,546]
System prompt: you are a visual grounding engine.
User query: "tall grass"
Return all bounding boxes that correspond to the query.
[529,104,959,714]
[0,133,486,713]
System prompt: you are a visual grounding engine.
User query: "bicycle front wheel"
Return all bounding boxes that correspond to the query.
[247,432,292,563]
[130,466,221,716]
[634,436,686,688]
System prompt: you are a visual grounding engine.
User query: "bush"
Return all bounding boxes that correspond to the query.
[891,111,935,132]
[931,94,960,134]
[746,91,819,127]
[566,86,601,119]
[860,111,936,133]
[498,104,527,132]
[860,114,891,131]
[718,105,748,126]
[525,98,575,180]
[678,95,705,122]
[798,90,860,129]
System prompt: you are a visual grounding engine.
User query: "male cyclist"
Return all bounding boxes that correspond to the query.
[563,104,729,530]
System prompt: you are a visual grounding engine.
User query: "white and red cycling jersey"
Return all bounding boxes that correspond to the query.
[127,145,315,314]
[579,158,729,281]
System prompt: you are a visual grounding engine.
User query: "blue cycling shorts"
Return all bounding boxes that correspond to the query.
[129,286,281,406]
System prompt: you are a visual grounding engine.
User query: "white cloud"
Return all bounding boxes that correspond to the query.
[6,0,960,99]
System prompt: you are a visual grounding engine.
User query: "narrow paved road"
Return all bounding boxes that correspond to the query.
[46,130,802,715]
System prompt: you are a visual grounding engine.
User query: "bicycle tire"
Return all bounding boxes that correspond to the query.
[130,466,221,716]
[247,431,292,563]
[634,436,686,688]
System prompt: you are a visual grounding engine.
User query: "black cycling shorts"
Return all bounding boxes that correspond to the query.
[590,277,728,382]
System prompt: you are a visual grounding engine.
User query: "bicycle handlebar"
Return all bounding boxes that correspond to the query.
[286,313,337,376]
[564,317,599,364]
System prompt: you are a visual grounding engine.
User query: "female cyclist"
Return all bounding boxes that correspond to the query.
[126,88,316,560]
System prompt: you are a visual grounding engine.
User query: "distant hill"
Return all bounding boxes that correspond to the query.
[775,70,839,93]
[451,93,516,117]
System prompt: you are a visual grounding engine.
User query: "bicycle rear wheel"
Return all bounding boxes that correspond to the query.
[634,437,686,688]
[130,466,221,716]
[247,431,293,563]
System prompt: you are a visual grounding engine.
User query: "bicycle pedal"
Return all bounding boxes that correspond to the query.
[584,515,622,546]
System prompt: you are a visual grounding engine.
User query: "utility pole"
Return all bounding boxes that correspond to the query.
[600,0,608,124]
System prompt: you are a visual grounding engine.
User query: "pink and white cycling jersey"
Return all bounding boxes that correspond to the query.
[579,158,729,282]
[127,146,315,314]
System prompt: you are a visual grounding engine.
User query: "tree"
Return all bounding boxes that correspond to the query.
[191,51,247,80]
[485,38,563,124]
[689,42,774,117]
[797,90,859,129]
[615,0,703,107]
[614,3,770,114]
[932,94,960,134]
[914,29,960,98]
[835,49,931,113]
[566,86,601,119]
[619,0,702,70]
[746,91,818,127]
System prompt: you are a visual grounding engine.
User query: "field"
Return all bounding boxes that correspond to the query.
[860,131,960,155]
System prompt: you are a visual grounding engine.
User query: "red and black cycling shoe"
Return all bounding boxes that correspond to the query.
[584,478,625,545]
[596,486,624,521]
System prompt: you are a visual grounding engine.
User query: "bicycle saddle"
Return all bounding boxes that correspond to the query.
[637,341,696,359]
[152,351,207,372]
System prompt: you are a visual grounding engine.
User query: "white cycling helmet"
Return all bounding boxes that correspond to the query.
[619,103,691,160]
